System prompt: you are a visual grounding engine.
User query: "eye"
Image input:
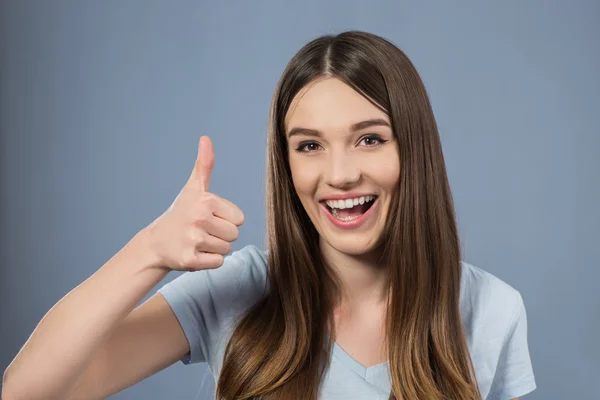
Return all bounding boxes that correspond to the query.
[295,141,322,153]
[359,135,388,147]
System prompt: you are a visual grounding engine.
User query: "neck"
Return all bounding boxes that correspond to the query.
[320,238,389,309]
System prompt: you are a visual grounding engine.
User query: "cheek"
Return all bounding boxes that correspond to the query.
[367,150,400,189]
[289,156,320,197]
[380,162,400,189]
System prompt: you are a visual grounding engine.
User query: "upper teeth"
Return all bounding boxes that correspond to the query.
[325,195,375,209]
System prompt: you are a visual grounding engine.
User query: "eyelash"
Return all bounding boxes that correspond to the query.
[294,135,389,153]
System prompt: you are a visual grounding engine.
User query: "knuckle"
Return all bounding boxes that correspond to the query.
[180,253,197,271]
[195,232,206,246]
[193,212,211,229]
[202,193,219,208]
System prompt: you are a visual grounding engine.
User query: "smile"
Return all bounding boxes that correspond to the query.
[319,195,378,229]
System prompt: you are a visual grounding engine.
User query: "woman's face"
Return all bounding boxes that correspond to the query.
[285,77,400,256]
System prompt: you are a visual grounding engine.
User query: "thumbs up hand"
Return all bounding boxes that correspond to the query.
[145,136,245,271]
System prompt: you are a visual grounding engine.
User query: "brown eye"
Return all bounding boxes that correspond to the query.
[295,142,322,153]
[359,135,387,147]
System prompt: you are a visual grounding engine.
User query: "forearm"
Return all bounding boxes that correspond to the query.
[2,228,169,400]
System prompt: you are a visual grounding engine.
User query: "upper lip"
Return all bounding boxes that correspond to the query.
[318,192,378,202]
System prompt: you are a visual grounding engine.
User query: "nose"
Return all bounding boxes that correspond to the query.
[324,150,361,189]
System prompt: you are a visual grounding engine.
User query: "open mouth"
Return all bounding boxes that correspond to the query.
[322,195,378,221]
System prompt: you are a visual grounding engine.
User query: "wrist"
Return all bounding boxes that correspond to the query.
[124,227,168,274]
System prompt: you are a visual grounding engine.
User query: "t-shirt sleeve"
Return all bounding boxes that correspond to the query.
[486,292,537,400]
[156,245,268,366]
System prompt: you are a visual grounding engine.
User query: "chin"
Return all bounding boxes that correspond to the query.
[322,232,383,257]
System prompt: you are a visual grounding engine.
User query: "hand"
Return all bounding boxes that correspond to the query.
[145,136,245,271]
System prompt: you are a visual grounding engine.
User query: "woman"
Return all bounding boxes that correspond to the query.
[2,31,536,400]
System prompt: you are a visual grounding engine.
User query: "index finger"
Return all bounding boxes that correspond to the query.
[212,196,245,226]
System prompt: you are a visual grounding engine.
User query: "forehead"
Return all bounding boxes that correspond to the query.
[284,77,389,132]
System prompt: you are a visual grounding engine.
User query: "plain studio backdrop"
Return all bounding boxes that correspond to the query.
[0,1,598,399]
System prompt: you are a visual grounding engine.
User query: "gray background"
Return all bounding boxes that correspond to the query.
[1,1,598,399]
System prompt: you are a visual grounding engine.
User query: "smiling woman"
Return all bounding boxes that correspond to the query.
[207,31,536,399]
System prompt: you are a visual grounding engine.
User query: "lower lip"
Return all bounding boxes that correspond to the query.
[320,198,378,230]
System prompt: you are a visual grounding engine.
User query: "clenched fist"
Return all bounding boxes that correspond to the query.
[145,136,244,271]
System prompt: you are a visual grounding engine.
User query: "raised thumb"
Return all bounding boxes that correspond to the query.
[188,136,214,191]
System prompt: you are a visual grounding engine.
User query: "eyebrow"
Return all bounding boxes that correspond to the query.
[286,118,391,138]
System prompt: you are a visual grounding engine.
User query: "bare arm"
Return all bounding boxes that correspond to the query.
[3,136,243,400]
[2,229,180,400]
[67,292,189,400]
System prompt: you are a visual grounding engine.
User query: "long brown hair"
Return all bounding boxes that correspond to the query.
[216,30,481,400]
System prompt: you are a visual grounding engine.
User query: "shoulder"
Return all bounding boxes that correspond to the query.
[155,244,269,330]
[459,260,523,337]
[224,244,269,301]
[200,244,269,306]
[459,261,536,399]
[459,260,521,301]
[155,245,269,367]
[234,244,268,273]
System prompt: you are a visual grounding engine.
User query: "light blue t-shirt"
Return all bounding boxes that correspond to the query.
[157,245,536,400]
